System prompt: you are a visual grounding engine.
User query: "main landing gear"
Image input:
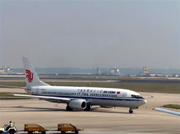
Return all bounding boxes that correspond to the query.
[84,104,91,111]
[129,109,133,114]
[66,105,73,111]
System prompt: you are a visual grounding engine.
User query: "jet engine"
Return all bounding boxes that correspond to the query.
[68,99,87,109]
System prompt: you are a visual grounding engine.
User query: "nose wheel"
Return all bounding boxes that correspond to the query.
[129,109,133,113]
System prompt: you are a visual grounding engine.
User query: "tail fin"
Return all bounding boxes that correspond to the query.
[22,57,49,87]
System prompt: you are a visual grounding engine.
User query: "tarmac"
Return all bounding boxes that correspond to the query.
[0,88,180,134]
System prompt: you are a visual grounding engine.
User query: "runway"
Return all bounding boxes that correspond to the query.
[0,91,180,134]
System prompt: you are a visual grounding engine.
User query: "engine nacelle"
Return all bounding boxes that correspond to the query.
[69,99,87,109]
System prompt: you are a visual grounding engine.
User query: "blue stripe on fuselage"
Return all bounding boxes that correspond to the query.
[32,94,144,102]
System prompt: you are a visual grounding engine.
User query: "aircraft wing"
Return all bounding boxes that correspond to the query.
[153,108,180,116]
[14,94,71,102]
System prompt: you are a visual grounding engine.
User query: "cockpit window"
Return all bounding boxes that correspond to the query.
[131,95,144,99]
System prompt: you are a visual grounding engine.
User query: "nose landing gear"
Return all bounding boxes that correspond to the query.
[129,107,138,113]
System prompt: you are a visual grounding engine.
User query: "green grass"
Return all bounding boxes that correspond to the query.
[48,82,180,94]
[0,82,26,88]
[0,81,180,94]
[163,104,180,109]
[0,92,29,100]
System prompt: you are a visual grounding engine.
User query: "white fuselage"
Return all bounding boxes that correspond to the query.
[28,86,146,108]
[18,57,147,113]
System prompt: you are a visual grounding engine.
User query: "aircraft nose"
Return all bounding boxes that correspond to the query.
[143,99,147,104]
[138,99,147,106]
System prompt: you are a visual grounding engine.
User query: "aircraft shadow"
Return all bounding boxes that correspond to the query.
[1,106,129,114]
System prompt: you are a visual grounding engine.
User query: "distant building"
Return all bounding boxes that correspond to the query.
[97,67,101,75]
[110,67,121,76]
[137,66,157,77]
[172,73,180,78]
[146,73,156,77]
[0,66,13,74]
[142,66,148,74]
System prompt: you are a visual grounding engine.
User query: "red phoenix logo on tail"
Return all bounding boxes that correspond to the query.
[26,70,33,83]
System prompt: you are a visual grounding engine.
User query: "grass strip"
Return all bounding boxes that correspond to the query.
[0,82,180,94]
[0,92,29,100]
[163,104,180,109]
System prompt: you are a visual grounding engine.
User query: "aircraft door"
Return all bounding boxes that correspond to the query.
[113,91,119,107]
[114,94,117,107]
[78,89,83,98]
[35,88,40,94]
[122,92,127,101]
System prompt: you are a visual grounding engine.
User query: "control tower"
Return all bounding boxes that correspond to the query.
[142,66,148,74]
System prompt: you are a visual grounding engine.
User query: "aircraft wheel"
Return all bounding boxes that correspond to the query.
[129,109,133,114]
[66,105,73,111]
[28,131,33,134]
[84,105,91,111]
[9,129,15,134]
[75,130,79,134]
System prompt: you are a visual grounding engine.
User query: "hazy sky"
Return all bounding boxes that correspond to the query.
[0,0,180,69]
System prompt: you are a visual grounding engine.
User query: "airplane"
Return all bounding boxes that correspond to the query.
[153,108,180,116]
[15,57,147,113]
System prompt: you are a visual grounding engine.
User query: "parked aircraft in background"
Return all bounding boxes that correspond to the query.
[15,57,147,113]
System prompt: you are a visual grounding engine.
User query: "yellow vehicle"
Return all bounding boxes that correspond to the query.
[0,126,4,134]
[58,123,82,134]
[24,124,47,134]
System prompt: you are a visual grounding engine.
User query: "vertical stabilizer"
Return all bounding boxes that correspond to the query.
[22,57,49,87]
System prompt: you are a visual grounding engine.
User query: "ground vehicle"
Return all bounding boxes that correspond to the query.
[0,126,4,134]
[57,123,82,134]
[24,124,47,134]
[0,124,16,134]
